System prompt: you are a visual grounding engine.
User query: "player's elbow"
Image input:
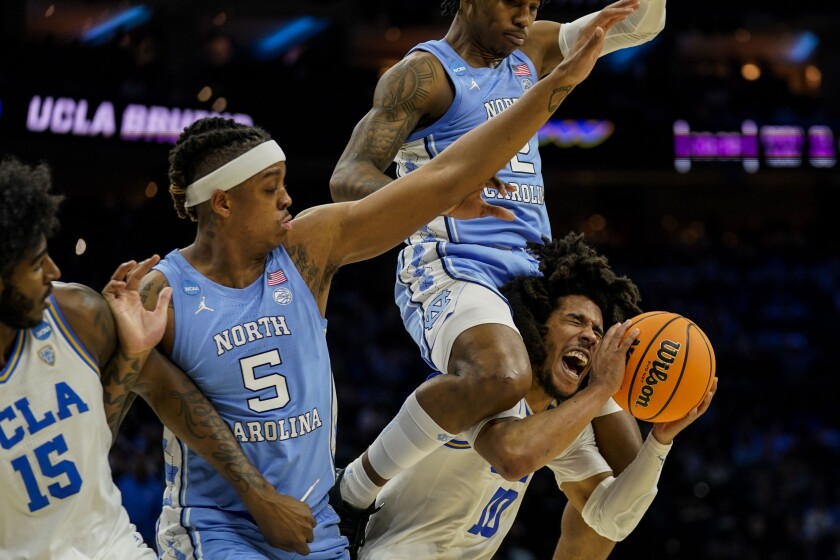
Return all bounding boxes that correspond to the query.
[491,448,536,481]
[328,167,352,202]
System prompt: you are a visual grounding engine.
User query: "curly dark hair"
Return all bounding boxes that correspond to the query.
[0,156,63,278]
[168,117,272,222]
[501,231,642,368]
[441,0,550,17]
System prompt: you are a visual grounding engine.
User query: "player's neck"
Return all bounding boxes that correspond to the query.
[444,26,505,69]
[524,386,552,413]
[181,240,267,289]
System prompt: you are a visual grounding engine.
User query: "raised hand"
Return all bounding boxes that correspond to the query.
[102,255,172,355]
[590,0,641,36]
[588,320,639,395]
[548,26,607,104]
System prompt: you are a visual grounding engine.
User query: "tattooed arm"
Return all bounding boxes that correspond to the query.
[329,51,454,202]
[129,351,317,554]
[134,265,317,554]
[96,256,171,439]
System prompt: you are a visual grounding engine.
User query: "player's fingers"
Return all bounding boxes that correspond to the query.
[109,260,137,283]
[101,280,128,298]
[294,539,311,556]
[483,204,516,222]
[619,327,640,349]
[575,26,605,57]
[482,176,508,198]
[603,319,631,346]
[607,0,639,10]
[125,255,161,289]
[697,384,717,414]
[600,10,635,31]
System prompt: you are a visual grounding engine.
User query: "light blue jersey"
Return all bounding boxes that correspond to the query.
[153,248,346,559]
[395,40,545,368]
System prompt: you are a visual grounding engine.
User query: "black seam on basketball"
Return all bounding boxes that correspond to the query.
[628,313,682,415]
[646,320,691,421]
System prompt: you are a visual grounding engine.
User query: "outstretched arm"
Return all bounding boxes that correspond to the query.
[306,26,610,269]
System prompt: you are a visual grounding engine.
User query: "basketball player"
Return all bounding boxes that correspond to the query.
[135,23,608,560]
[358,232,718,559]
[327,0,667,555]
[0,156,336,559]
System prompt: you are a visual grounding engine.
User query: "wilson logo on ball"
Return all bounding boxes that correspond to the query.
[615,311,716,423]
[635,339,681,409]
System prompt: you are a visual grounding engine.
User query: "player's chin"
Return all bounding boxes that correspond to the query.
[550,373,581,399]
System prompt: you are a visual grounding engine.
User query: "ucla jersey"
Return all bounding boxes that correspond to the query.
[395,39,546,290]
[0,296,153,560]
[360,401,608,560]
[154,248,340,558]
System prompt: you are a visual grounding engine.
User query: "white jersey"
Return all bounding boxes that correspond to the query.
[0,297,154,560]
[360,400,611,560]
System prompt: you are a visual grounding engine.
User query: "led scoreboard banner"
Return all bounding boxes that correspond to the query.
[23,95,254,143]
[673,120,837,173]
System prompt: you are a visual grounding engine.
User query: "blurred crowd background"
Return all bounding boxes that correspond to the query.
[2,0,839,558]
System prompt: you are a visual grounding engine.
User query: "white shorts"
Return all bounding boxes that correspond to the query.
[422,280,521,374]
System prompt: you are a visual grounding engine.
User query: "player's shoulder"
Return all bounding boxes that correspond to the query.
[382,48,447,83]
[137,268,171,307]
[375,49,453,118]
[52,281,115,366]
[53,281,108,319]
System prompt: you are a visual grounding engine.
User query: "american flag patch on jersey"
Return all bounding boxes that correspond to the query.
[513,63,531,76]
[267,269,287,285]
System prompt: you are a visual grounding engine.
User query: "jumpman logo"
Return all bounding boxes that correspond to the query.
[469,78,480,91]
[195,296,214,315]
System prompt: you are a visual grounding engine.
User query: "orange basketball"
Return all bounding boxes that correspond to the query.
[614,311,716,423]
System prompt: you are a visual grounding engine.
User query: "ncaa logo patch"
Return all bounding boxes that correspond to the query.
[33,321,52,340]
[273,287,293,305]
[38,345,56,366]
[452,66,467,75]
[182,280,201,296]
[521,78,533,90]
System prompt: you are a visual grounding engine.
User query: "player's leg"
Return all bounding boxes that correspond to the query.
[331,283,531,556]
[553,503,616,560]
[345,282,530,483]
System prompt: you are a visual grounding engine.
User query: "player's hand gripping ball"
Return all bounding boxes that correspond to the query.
[615,311,716,423]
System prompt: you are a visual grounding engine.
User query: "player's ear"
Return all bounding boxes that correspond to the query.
[209,190,232,217]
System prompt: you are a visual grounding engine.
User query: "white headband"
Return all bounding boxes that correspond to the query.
[184,140,286,207]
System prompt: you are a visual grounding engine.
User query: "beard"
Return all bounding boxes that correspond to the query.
[0,283,44,329]
[534,364,568,404]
